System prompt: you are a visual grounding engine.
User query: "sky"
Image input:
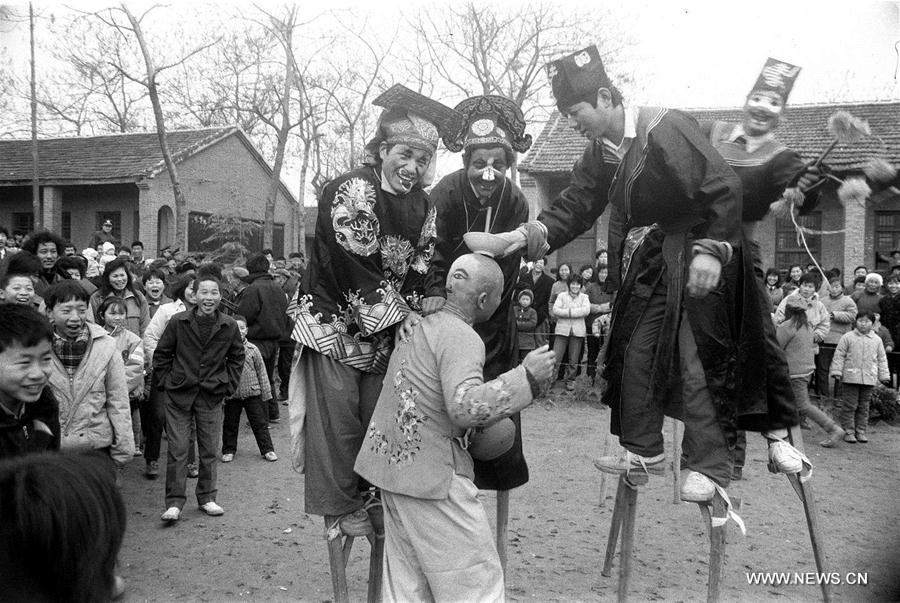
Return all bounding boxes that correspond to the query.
[3,0,899,107]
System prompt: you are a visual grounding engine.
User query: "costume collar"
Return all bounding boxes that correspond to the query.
[601,105,636,160]
[729,124,775,153]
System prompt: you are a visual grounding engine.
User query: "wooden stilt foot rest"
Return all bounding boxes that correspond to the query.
[324,515,384,603]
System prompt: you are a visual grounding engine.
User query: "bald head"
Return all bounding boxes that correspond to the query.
[446,253,504,322]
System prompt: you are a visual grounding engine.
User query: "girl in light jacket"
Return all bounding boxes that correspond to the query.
[829,312,890,443]
[551,275,590,390]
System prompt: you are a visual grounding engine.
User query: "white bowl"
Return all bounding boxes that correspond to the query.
[463,232,508,258]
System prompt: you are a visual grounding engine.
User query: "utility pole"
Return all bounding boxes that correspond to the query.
[30,2,41,230]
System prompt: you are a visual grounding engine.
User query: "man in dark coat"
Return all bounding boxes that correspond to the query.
[153,273,244,521]
[237,253,289,422]
[429,94,533,491]
[499,46,804,505]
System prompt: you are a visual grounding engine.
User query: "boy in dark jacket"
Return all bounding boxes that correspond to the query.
[154,271,244,522]
[237,253,288,422]
[0,304,60,458]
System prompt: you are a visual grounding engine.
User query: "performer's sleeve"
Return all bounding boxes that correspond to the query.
[537,142,612,251]
[653,111,742,252]
[433,329,532,429]
[425,183,452,299]
[423,193,449,299]
[605,203,627,292]
[770,149,823,215]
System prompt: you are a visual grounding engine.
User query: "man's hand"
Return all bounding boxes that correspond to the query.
[797,165,823,193]
[495,229,526,257]
[522,344,556,383]
[397,312,422,343]
[686,253,722,298]
[420,296,446,316]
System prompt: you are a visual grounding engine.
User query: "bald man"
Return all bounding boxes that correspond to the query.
[355,254,555,602]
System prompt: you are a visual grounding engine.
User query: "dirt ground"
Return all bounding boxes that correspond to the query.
[117,395,900,602]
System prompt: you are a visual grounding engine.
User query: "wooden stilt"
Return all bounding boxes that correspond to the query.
[697,493,728,603]
[496,490,510,573]
[599,473,648,602]
[597,432,612,507]
[324,516,351,603]
[785,426,832,603]
[366,532,384,603]
[672,419,684,504]
[323,514,384,603]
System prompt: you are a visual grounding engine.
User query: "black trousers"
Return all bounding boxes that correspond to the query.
[222,395,274,455]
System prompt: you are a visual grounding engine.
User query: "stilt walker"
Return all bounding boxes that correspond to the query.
[287,84,463,602]
[496,46,819,600]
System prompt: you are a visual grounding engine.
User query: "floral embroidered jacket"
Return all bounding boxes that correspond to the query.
[354,308,532,500]
[292,165,441,373]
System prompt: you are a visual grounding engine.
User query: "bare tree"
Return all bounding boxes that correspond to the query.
[319,16,396,173]
[92,5,220,250]
[408,2,635,122]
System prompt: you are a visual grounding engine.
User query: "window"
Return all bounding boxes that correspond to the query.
[11,212,34,237]
[775,211,821,270]
[62,212,72,241]
[874,211,900,270]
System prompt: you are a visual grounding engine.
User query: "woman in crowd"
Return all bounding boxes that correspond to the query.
[89,258,150,337]
[764,268,783,312]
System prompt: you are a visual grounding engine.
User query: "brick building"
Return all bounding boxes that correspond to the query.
[518,101,900,276]
[0,127,300,257]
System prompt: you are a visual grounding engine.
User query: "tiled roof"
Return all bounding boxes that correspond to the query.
[519,101,900,175]
[0,127,237,184]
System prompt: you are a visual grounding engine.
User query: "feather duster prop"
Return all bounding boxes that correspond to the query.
[863,157,897,184]
[837,177,872,207]
[813,111,871,168]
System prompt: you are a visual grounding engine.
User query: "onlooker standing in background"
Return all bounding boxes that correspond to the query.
[551,275,591,390]
[142,269,171,319]
[851,272,884,317]
[45,281,134,476]
[830,312,890,444]
[90,219,119,250]
[515,289,538,362]
[20,230,65,299]
[97,296,145,456]
[818,275,857,398]
[515,258,554,347]
[764,268,784,312]
[878,275,900,384]
[142,275,196,479]
[236,253,288,423]
[154,273,243,521]
[776,298,845,447]
[89,257,151,337]
[583,263,610,384]
[0,304,60,459]
[220,315,277,464]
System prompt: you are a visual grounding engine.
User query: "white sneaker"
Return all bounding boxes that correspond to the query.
[768,440,804,474]
[263,451,278,462]
[200,501,225,516]
[680,471,716,502]
[221,453,234,462]
[160,507,181,522]
[593,450,667,476]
